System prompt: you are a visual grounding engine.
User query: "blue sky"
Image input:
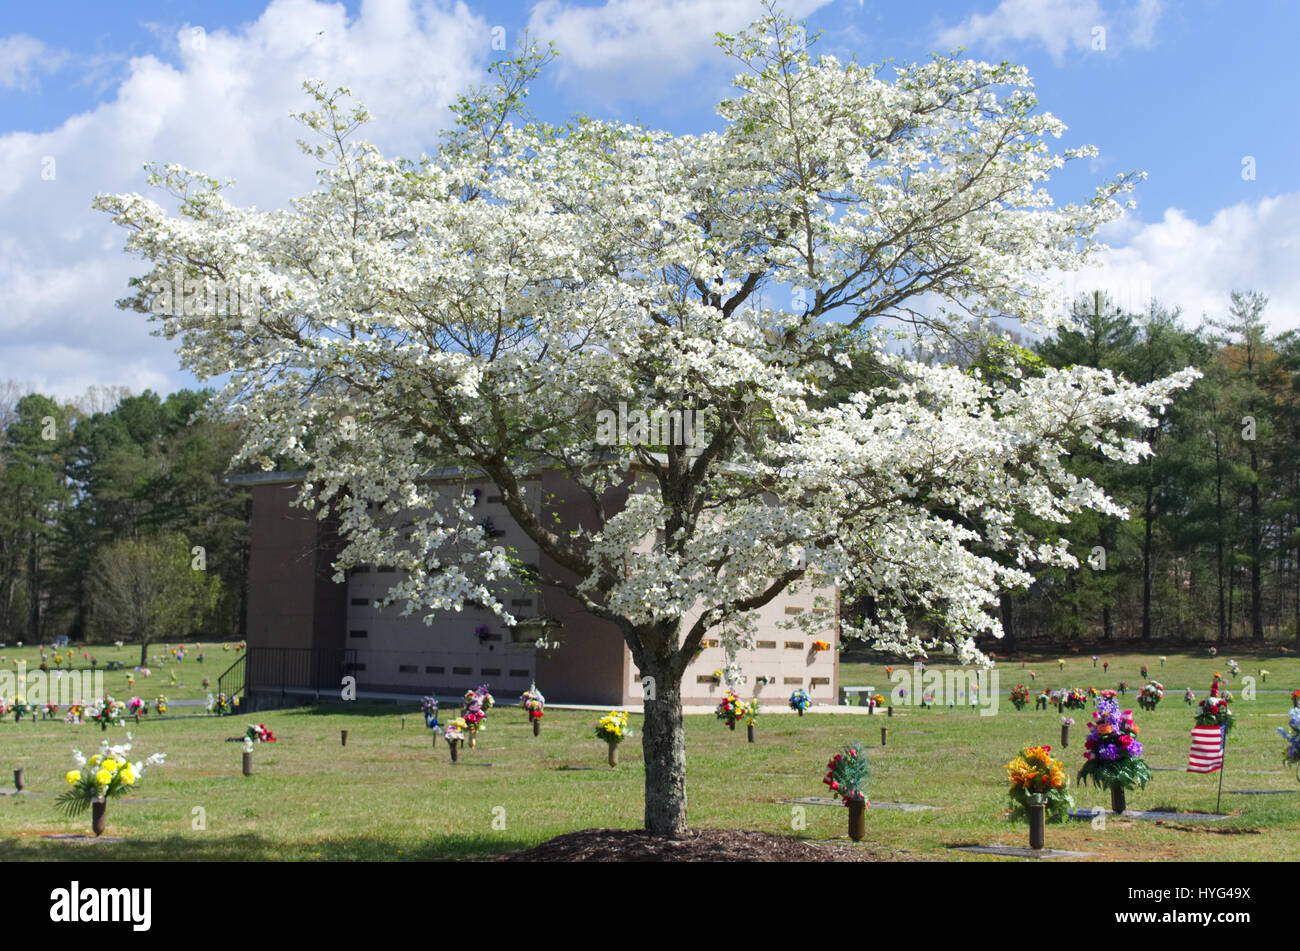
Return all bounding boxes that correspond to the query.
[2,0,1296,398]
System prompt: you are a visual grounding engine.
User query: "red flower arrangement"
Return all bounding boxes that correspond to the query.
[822,742,871,805]
[245,723,276,743]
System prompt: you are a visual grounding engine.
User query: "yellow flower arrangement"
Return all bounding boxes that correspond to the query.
[595,710,630,744]
[1005,744,1074,821]
[58,738,166,818]
[1005,745,1066,792]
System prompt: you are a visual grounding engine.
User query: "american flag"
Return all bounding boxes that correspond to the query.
[1187,725,1225,773]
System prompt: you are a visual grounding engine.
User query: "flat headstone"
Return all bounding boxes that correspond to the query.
[903,730,934,735]
[1228,789,1297,795]
[40,834,126,843]
[781,797,937,811]
[953,845,1096,859]
[1069,808,1228,821]
[558,766,596,771]
[871,801,938,812]
[453,762,496,767]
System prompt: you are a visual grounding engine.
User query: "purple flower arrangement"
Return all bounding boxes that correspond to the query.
[1078,698,1151,792]
[420,696,439,729]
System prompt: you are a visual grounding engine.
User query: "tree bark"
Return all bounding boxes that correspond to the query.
[641,673,688,836]
[1141,482,1154,641]
[27,534,40,641]
[1227,566,1235,642]
[1214,435,1227,644]
[1250,442,1264,641]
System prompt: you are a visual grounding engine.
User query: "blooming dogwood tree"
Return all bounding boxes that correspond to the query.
[95,12,1195,835]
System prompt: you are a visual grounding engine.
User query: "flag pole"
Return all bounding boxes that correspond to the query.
[1215,724,1227,815]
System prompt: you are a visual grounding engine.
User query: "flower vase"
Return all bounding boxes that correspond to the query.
[847,800,866,841]
[797,708,803,717]
[13,768,23,792]
[449,740,459,763]
[747,724,754,743]
[468,730,477,750]
[532,718,540,736]
[1060,723,1070,748]
[1027,797,1046,850]
[728,720,735,731]
[242,751,253,776]
[135,712,141,724]
[1110,785,1126,815]
[607,741,618,767]
[91,799,107,837]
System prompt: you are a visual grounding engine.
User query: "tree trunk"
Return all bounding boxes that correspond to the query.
[1000,592,1016,654]
[140,639,149,668]
[1141,482,1154,641]
[27,535,40,641]
[1215,437,1227,644]
[641,673,688,836]
[1250,439,1263,641]
[1227,567,1235,642]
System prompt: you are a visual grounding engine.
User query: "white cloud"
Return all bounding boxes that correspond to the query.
[1069,193,1300,330]
[526,0,831,103]
[0,0,491,400]
[0,34,68,90]
[935,0,1164,63]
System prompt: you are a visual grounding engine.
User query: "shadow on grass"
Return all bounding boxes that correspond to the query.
[0,831,534,862]
[270,702,424,719]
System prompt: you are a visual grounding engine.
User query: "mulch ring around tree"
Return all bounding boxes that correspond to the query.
[494,828,889,862]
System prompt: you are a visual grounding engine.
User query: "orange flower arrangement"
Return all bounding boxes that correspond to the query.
[1005,745,1074,821]
[1006,745,1067,792]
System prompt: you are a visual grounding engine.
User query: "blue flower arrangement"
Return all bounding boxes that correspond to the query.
[1278,708,1300,772]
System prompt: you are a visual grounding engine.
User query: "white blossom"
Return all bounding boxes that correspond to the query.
[93,14,1194,677]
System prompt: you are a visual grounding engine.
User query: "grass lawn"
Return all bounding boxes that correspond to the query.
[0,641,240,705]
[1,650,1298,861]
